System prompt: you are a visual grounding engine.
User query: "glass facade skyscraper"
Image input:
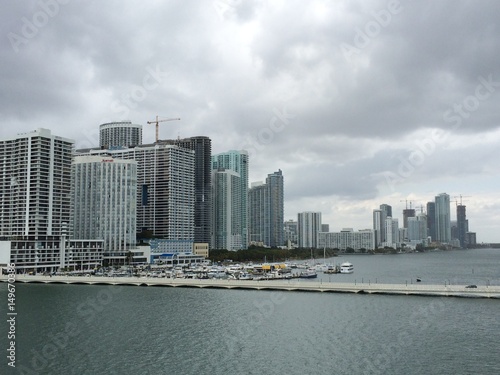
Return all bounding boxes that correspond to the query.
[435,193,451,243]
[211,150,249,250]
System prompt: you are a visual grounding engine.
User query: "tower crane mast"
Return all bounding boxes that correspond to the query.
[147,116,181,143]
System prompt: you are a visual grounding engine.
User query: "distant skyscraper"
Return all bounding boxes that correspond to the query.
[298,212,322,248]
[426,202,436,241]
[456,205,468,248]
[72,156,137,262]
[379,204,392,243]
[373,209,383,247]
[99,121,142,148]
[321,224,330,233]
[435,193,451,243]
[407,214,428,242]
[384,217,399,248]
[380,204,392,218]
[284,220,298,247]
[212,150,249,249]
[248,170,284,248]
[266,169,284,248]
[248,182,268,244]
[403,208,416,229]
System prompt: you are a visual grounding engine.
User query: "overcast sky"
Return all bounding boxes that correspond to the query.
[2,0,500,242]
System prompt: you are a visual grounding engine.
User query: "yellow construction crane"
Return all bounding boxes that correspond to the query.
[147,116,181,142]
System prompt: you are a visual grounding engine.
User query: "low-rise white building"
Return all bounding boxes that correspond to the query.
[318,229,375,251]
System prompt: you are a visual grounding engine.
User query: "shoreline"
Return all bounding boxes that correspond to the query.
[2,274,500,299]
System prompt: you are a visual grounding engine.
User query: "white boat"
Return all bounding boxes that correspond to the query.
[299,268,318,279]
[340,262,354,274]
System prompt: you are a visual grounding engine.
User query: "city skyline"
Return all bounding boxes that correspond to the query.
[2,1,500,241]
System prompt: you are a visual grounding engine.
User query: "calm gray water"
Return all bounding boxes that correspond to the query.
[1,249,499,375]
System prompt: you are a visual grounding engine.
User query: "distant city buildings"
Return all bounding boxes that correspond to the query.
[0,123,480,271]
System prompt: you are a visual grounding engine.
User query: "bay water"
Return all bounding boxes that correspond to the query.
[1,248,499,375]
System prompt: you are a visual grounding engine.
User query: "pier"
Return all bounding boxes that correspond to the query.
[2,274,500,298]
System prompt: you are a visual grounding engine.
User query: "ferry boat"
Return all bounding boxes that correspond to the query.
[340,262,354,274]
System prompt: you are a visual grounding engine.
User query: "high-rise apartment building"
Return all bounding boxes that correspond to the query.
[284,220,298,247]
[248,182,268,244]
[266,170,284,248]
[211,169,243,250]
[456,204,468,248]
[379,204,392,243]
[0,128,72,237]
[99,121,142,148]
[161,137,212,245]
[248,170,284,248]
[0,129,103,272]
[72,156,137,262]
[407,214,428,242]
[373,209,383,247]
[384,217,399,248]
[76,143,195,240]
[380,204,392,218]
[426,202,436,241]
[435,193,451,243]
[298,212,322,248]
[403,208,416,229]
[211,150,248,249]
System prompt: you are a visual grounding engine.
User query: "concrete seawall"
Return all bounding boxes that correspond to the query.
[2,274,500,299]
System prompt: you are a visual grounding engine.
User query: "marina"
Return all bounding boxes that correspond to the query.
[3,274,500,298]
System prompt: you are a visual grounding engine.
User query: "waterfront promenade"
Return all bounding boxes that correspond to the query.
[2,274,500,298]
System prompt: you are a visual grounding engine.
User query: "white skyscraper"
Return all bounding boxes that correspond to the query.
[0,128,73,237]
[298,212,322,248]
[0,129,103,273]
[72,156,137,262]
[384,217,399,248]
